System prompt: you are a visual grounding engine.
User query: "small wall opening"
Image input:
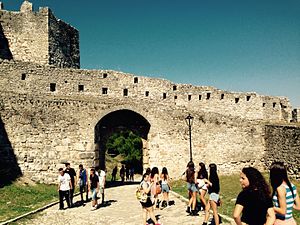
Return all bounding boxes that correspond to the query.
[174,95,177,100]
[134,77,138,83]
[50,83,56,92]
[21,73,26,80]
[263,103,266,107]
[220,94,224,100]
[102,87,108,95]
[246,96,251,101]
[188,95,192,101]
[145,91,149,97]
[235,98,239,103]
[199,95,202,100]
[273,102,276,108]
[173,85,177,91]
[103,73,108,78]
[163,93,167,99]
[123,89,128,96]
[206,93,211,100]
[78,85,84,92]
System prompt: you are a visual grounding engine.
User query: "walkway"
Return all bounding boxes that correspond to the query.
[19,183,232,225]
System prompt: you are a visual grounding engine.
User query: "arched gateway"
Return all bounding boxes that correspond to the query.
[94,109,151,172]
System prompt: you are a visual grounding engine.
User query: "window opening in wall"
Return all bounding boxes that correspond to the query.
[102,87,108,94]
[78,85,84,92]
[50,83,56,92]
[235,98,239,103]
[173,85,177,91]
[103,73,108,78]
[220,94,224,100]
[188,95,192,101]
[273,102,276,108]
[280,103,286,108]
[199,95,202,100]
[65,81,68,83]
[21,73,26,80]
[134,77,138,83]
[123,89,128,96]
[145,91,149,97]
[174,95,177,100]
[246,96,251,101]
[206,93,211,100]
[263,103,266,107]
[163,93,167,99]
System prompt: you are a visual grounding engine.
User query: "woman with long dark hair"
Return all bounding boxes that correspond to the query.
[160,167,170,208]
[203,163,220,225]
[150,167,160,209]
[185,161,198,216]
[233,167,275,225]
[196,162,211,211]
[270,162,300,225]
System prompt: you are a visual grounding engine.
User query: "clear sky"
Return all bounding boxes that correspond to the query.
[2,0,300,107]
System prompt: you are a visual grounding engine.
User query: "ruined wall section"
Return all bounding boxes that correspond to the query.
[0,60,291,123]
[0,5,49,65]
[264,125,300,179]
[48,10,80,68]
[0,2,79,68]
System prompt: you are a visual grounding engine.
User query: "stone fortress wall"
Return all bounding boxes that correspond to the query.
[0,1,79,69]
[0,1,299,183]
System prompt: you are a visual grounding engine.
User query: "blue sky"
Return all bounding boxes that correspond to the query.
[2,0,300,107]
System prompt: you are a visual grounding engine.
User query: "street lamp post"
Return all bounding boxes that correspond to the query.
[185,114,194,162]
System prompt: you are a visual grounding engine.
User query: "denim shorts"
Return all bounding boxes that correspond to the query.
[91,188,97,200]
[161,183,170,193]
[209,192,220,203]
[187,183,198,192]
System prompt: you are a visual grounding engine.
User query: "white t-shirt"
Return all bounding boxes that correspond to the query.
[58,173,71,191]
[99,170,106,187]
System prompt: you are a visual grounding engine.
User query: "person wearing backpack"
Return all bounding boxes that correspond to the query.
[140,173,161,225]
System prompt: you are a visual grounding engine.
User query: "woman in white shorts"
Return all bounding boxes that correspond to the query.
[196,162,211,211]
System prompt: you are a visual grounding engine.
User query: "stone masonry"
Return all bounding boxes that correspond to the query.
[0,1,299,184]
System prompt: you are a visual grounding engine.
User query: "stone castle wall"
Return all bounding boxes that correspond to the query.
[264,125,300,179]
[0,59,297,183]
[0,1,79,68]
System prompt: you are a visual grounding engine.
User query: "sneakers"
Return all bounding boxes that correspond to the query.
[190,210,199,216]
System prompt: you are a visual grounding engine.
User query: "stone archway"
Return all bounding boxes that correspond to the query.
[94,109,151,173]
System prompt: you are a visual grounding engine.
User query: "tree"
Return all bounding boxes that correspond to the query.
[106,130,142,163]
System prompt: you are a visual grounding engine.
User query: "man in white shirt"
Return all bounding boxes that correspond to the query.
[58,168,72,210]
[98,166,106,205]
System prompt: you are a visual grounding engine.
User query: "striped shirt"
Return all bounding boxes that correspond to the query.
[272,183,297,220]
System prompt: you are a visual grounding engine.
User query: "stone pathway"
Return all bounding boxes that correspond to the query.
[18,183,232,225]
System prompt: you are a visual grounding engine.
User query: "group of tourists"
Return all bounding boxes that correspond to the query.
[138,166,171,225]
[57,163,106,211]
[119,164,135,183]
[181,161,300,225]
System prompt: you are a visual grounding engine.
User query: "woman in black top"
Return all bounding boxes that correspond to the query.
[203,163,220,225]
[233,167,275,225]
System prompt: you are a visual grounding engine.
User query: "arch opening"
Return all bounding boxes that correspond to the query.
[94,109,150,174]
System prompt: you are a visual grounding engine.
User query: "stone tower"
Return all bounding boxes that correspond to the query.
[0,1,80,68]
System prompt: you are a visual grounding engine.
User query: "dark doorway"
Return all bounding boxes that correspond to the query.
[94,110,150,173]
